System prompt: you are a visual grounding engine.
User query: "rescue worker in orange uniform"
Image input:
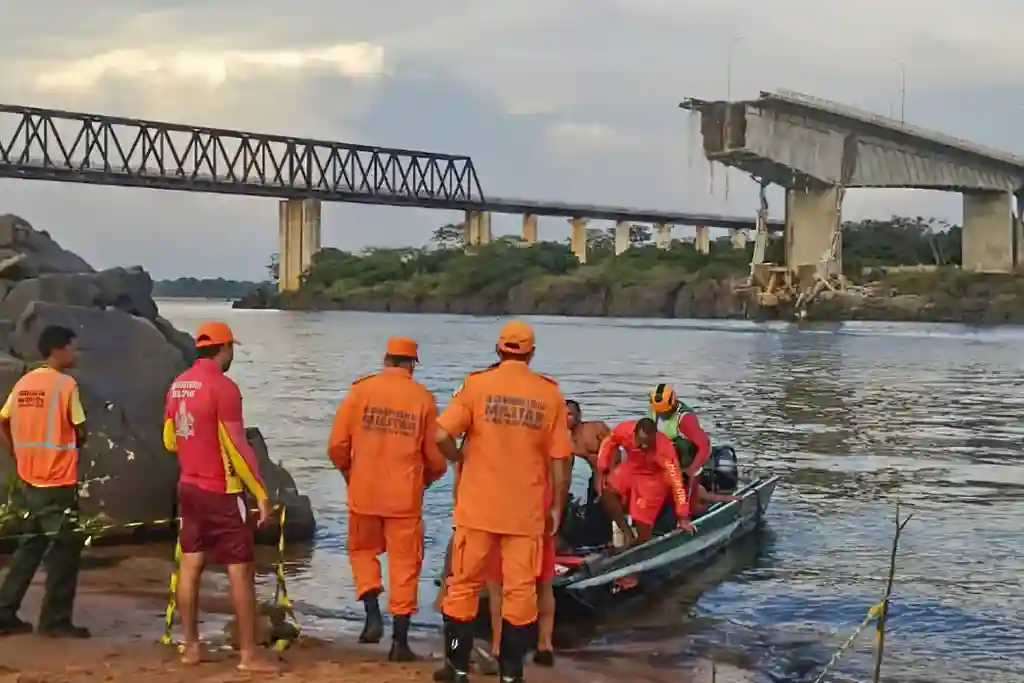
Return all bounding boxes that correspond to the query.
[327,337,447,661]
[434,321,573,683]
[163,322,281,673]
[0,325,89,638]
[596,418,693,548]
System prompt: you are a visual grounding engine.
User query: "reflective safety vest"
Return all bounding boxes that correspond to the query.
[649,406,697,468]
[9,368,79,487]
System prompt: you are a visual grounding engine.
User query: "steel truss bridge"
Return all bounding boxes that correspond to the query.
[0,104,774,229]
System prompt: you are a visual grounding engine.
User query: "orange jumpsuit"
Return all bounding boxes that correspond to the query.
[439,358,573,627]
[597,420,689,526]
[328,364,447,616]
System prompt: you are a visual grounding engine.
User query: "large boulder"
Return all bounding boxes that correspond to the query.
[0,216,315,544]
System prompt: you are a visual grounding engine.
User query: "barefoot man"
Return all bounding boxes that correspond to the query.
[163,322,280,672]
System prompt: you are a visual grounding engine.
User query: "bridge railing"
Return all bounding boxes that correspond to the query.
[0,104,485,207]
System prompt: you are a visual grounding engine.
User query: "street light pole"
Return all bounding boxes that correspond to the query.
[726,37,744,100]
[724,37,744,201]
[899,61,906,122]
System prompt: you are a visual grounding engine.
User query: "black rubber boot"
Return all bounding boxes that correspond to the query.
[358,590,384,644]
[433,617,473,683]
[532,649,554,667]
[498,620,529,683]
[388,614,418,662]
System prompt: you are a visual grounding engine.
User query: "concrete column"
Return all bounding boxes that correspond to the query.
[694,225,710,255]
[478,211,492,245]
[729,228,748,249]
[278,198,322,293]
[614,221,630,255]
[463,211,493,246]
[522,213,538,245]
[785,186,842,277]
[654,223,672,249]
[569,217,588,264]
[962,190,1014,272]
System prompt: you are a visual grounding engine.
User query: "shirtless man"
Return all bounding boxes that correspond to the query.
[566,400,610,477]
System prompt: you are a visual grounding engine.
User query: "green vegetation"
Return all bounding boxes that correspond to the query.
[288,216,968,302]
[154,277,268,299]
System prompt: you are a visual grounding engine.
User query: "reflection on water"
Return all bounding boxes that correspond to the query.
[158,302,1024,682]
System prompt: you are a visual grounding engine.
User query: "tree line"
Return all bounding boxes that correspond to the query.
[153,277,268,299]
[286,215,966,301]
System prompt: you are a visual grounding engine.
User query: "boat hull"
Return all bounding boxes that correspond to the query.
[472,475,779,638]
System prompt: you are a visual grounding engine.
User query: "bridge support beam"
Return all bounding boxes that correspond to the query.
[654,223,672,249]
[278,198,321,293]
[730,228,748,250]
[614,221,630,255]
[962,190,1014,272]
[463,210,492,246]
[785,187,841,277]
[522,213,538,245]
[695,225,710,255]
[569,217,588,263]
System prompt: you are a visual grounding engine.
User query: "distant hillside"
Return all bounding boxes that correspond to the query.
[153,277,269,299]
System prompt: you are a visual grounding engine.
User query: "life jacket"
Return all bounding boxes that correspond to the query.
[649,404,697,468]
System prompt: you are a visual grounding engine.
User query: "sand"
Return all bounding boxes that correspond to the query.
[0,551,750,683]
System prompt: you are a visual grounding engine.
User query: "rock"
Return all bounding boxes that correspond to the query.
[0,215,314,546]
[0,214,94,276]
[247,428,316,543]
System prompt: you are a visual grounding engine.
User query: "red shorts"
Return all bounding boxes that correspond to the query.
[177,482,255,566]
[608,461,670,527]
[486,534,557,583]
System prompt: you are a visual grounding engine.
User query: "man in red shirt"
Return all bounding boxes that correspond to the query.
[162,321,280,673]
[596,417,693,548]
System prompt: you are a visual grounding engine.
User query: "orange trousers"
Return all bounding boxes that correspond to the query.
[348,512,424,616]
[442,526,542,627]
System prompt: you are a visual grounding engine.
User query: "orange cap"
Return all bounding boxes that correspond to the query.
[385,336,419,360]
[195,321,239,349]
[497,321,534,354]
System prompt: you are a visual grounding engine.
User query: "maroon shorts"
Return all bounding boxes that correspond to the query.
[177,482,255,566]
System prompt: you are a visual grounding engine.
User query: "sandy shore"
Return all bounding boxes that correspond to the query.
[0,550,751,683]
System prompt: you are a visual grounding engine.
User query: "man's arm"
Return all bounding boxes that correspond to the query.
[327,393,355,478]
[0,392,14,459]
[583,421,611,469]
[547,400,574,515]
[656,435,690,519]
[68,383,87,448]
[436,380,473,462]
[421,397,448,485]
[678,412,711,477]
[216,382,268,501]
[595,423,626,473]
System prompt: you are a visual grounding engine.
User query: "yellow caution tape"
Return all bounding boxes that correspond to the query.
[158,506,299,653]
[811,600,886,683]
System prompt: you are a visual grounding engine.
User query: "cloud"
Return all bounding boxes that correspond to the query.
[546,122,641,156]
[31,43,387,92]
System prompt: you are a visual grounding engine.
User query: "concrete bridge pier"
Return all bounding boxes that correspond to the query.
[614,221,630,255]
[278,198,322,293]
[463,210,493,246]
[569,217,588,263]
[784,186,841,278]
[654,223,672,249]
[522,213,538,245]
[962,190,1014,272]
[730,228,748,249]
[695,225,710,255]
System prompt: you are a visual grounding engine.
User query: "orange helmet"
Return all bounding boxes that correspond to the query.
[649,383,678,413]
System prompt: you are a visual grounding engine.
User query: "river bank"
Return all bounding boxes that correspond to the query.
[234,268,1024,325]
[0,547,748,683]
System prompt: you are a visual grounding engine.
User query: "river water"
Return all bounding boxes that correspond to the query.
[158,300,1024,683]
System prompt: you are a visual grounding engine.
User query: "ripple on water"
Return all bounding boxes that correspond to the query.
[158,302,1024,683]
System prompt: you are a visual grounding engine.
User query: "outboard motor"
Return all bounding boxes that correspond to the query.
[700,445,740,493]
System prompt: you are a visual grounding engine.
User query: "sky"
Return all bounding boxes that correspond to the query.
[3,1,1024,279]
